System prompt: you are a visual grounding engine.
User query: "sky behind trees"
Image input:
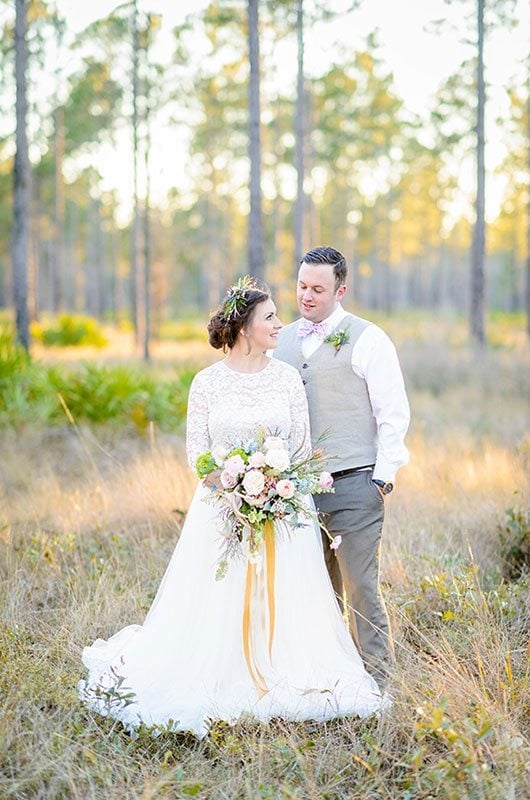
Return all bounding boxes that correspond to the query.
[4,0,529,341]
[54,0,530,222]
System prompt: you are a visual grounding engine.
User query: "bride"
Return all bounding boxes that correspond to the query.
[79,280,387,738]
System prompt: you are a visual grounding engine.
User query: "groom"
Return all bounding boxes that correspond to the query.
[274,246,410,686]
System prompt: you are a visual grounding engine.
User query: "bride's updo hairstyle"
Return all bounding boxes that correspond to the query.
[208,276,270,350]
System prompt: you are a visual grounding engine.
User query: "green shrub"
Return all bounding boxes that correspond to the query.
[499,507,530,581]
[0,330,201,430]
[0,329,31,389]
[31,314,108,348]
[49,363,156,425]
[45,362,199,431]
[0,331,62,426]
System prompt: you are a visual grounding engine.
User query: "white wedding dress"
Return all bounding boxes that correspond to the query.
[79,358,385,737]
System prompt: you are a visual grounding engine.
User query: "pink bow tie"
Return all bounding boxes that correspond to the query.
[298,320,327,338]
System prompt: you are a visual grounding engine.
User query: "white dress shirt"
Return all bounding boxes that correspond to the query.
[300,303,410,483]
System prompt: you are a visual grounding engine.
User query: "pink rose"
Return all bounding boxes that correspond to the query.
[318,471,334,490]
[330,535,342,550]
[249,451,266,468]
[276,479,295,499]
[220,470,237,489]
[224,454,246,478]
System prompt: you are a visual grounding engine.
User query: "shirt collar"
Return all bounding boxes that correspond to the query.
[320,303,347,332]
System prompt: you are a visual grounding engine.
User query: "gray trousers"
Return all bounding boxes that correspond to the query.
[315,470,394,686]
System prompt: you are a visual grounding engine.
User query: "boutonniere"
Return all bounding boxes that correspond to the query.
[324,328,350,354]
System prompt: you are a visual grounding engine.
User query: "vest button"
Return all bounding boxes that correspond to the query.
[302,379,307,385]
[302,363,309,368]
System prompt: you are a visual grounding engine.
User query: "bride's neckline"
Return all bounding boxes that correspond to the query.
[220,357,273,376]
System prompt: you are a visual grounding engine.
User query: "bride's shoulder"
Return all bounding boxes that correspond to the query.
[190,360,224,386]
[270,357,302,383]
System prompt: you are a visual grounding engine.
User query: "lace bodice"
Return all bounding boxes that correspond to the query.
[186,358,311,469]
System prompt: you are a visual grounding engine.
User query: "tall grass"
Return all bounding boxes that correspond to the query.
[0,325,529,798]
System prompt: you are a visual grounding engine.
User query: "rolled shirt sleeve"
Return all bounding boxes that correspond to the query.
[351,325,410,483]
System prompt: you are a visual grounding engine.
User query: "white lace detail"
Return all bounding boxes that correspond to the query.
[186,359,311,469]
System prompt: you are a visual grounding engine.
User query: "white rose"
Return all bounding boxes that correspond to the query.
[249,451,266,468]
[264,436,287,452]
[212,445,229,466]
[242,469,266,496]
[265,448,290,472]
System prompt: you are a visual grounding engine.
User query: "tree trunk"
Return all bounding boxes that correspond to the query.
[247,0,264,280]
[143,94,151,362]
[383,190,393,313]
[306,86,316,245]
[294,0,305,271]
[95,200,105,318]
[85,198,97,315]
[131,0,141,343]
[470,0,486,344]
[29,170,40,320]
[271,95,280,275]
[526,69,530,340]
[12,0,30,350]
[109,224,120,322]
[53,104,65,313]
[68,202,83,312]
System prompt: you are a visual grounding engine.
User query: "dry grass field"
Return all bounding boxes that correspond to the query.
[1,316,529,799]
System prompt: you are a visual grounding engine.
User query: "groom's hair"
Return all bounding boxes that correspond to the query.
[300,247,347,290]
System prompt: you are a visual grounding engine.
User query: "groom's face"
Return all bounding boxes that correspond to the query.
[297,263,346,323]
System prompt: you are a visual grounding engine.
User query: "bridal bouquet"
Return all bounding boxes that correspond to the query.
[195,428,337,578]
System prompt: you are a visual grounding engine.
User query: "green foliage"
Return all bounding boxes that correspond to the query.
[48,363,196,431]
[63,58,123,155]
[498,507,530,581]
[0,329,31,388]
[195,451,216,478]
[404,699,496,797]
[48,362,149,422]
[0,333,201,431]
[0,331,59,425]
[31,314,108,348]
[226,447,248,463]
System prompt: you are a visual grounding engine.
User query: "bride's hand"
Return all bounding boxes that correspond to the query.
[204,469,222,490]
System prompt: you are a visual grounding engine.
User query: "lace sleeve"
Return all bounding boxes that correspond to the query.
[287,369,312,459]
[186,373,210,469]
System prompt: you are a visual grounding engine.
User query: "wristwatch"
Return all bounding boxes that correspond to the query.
[372,479,394,495]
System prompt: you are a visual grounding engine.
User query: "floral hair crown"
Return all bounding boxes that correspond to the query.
[222,275,261,321]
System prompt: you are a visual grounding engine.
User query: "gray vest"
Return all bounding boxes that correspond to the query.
[274,313,377,472]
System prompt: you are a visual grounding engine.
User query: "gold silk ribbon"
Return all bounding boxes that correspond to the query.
[242,519,275,697]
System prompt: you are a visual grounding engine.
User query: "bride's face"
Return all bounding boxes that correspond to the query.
[244,298,283,351]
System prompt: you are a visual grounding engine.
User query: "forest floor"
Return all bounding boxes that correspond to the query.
[1,316,529,799]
